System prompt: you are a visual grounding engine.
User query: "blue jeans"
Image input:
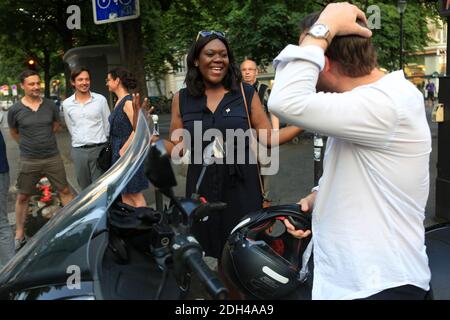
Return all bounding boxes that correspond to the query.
[0,172,14,269]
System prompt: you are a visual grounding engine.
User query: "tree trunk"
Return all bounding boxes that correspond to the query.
[118,18,148,98]
[61,32,74,99]
[44,50,51,98]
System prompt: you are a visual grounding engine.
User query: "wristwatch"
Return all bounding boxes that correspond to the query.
[307,23,331,45]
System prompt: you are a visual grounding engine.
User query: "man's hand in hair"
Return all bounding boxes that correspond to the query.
[317,2,372,41]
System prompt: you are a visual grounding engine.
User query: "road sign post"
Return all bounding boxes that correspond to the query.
[92,0,140,25]
[91,0,147,100]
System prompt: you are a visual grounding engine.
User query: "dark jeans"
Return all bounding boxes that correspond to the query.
[0,172,14,269]
[362,285,428,300]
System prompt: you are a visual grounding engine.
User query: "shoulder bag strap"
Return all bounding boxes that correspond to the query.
[240,82,266,201]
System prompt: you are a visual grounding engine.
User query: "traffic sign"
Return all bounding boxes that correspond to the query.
[92,0,140,25]
[1,85,9,96]
[11,84,17,96]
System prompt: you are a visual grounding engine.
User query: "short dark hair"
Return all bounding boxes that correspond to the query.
[299,12,377,77]
[70,67,90,82]
[108,67,137,91]
[185,34,241,97]
[19,70,39,83]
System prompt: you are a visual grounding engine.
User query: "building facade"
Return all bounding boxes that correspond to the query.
[406,19,447,95]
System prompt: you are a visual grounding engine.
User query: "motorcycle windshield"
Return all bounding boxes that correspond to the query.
[0,111,152,290]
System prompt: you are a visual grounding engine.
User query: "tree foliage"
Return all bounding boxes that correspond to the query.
[224,0,325,67]
[0,0,112,95]
[153,0,441,73]
[355,0,441,71]
[0,0,444,95]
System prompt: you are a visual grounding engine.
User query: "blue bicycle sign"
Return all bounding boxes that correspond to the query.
[92,0,140,25]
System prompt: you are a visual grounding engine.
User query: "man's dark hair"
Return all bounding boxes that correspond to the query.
[19,70,39,83]
[299,12,377,77]
[185,34,241,97]
[108,66,138,91]
[70,66,90,82]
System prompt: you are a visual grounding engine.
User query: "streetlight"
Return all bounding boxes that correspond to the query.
[397,0,407,72]
[26,58,36,70]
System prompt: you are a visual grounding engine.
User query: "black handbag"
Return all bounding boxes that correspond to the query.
[97,140,112,172]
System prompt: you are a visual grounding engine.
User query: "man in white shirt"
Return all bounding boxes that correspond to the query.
[268,3,431,300]
[63,67,110,190]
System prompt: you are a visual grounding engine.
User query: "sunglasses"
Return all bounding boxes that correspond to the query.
[196,30,226,42]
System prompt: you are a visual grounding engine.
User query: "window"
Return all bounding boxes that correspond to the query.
[175,55,187,74]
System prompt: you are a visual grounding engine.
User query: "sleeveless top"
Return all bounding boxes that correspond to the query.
[109,95,149,194]
[179,83,263,258]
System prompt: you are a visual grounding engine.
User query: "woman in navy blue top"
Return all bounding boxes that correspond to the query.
[106,67,148,207]
[161,32,302,259]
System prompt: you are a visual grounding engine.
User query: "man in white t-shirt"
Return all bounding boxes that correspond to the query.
[268,3,431,300]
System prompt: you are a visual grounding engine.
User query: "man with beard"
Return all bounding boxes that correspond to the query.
[8,70,74,250]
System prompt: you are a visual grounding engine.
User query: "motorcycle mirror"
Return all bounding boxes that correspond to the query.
[145,139,177,198]
[145,140,192,226]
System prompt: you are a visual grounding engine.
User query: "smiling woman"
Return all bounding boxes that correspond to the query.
[154,31,303,265]
[168,31,263,262]
[184,31,239,99]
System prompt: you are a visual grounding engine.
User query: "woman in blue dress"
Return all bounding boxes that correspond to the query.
[106,67,148,207]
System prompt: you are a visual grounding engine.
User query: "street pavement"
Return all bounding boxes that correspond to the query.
[0,104,445,233]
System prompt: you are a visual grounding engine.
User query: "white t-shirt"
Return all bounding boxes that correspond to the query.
[268,45,432,300]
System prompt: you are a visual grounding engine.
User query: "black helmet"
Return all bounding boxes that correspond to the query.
[221,204,312,300]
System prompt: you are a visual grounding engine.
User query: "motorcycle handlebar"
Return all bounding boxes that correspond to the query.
[194,202,227,221]
[184,247,228,300]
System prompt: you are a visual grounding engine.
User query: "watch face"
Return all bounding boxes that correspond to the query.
[310,24,328,37]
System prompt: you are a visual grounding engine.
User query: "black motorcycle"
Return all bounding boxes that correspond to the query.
[0,112,228,300]
[1,110,449,300]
